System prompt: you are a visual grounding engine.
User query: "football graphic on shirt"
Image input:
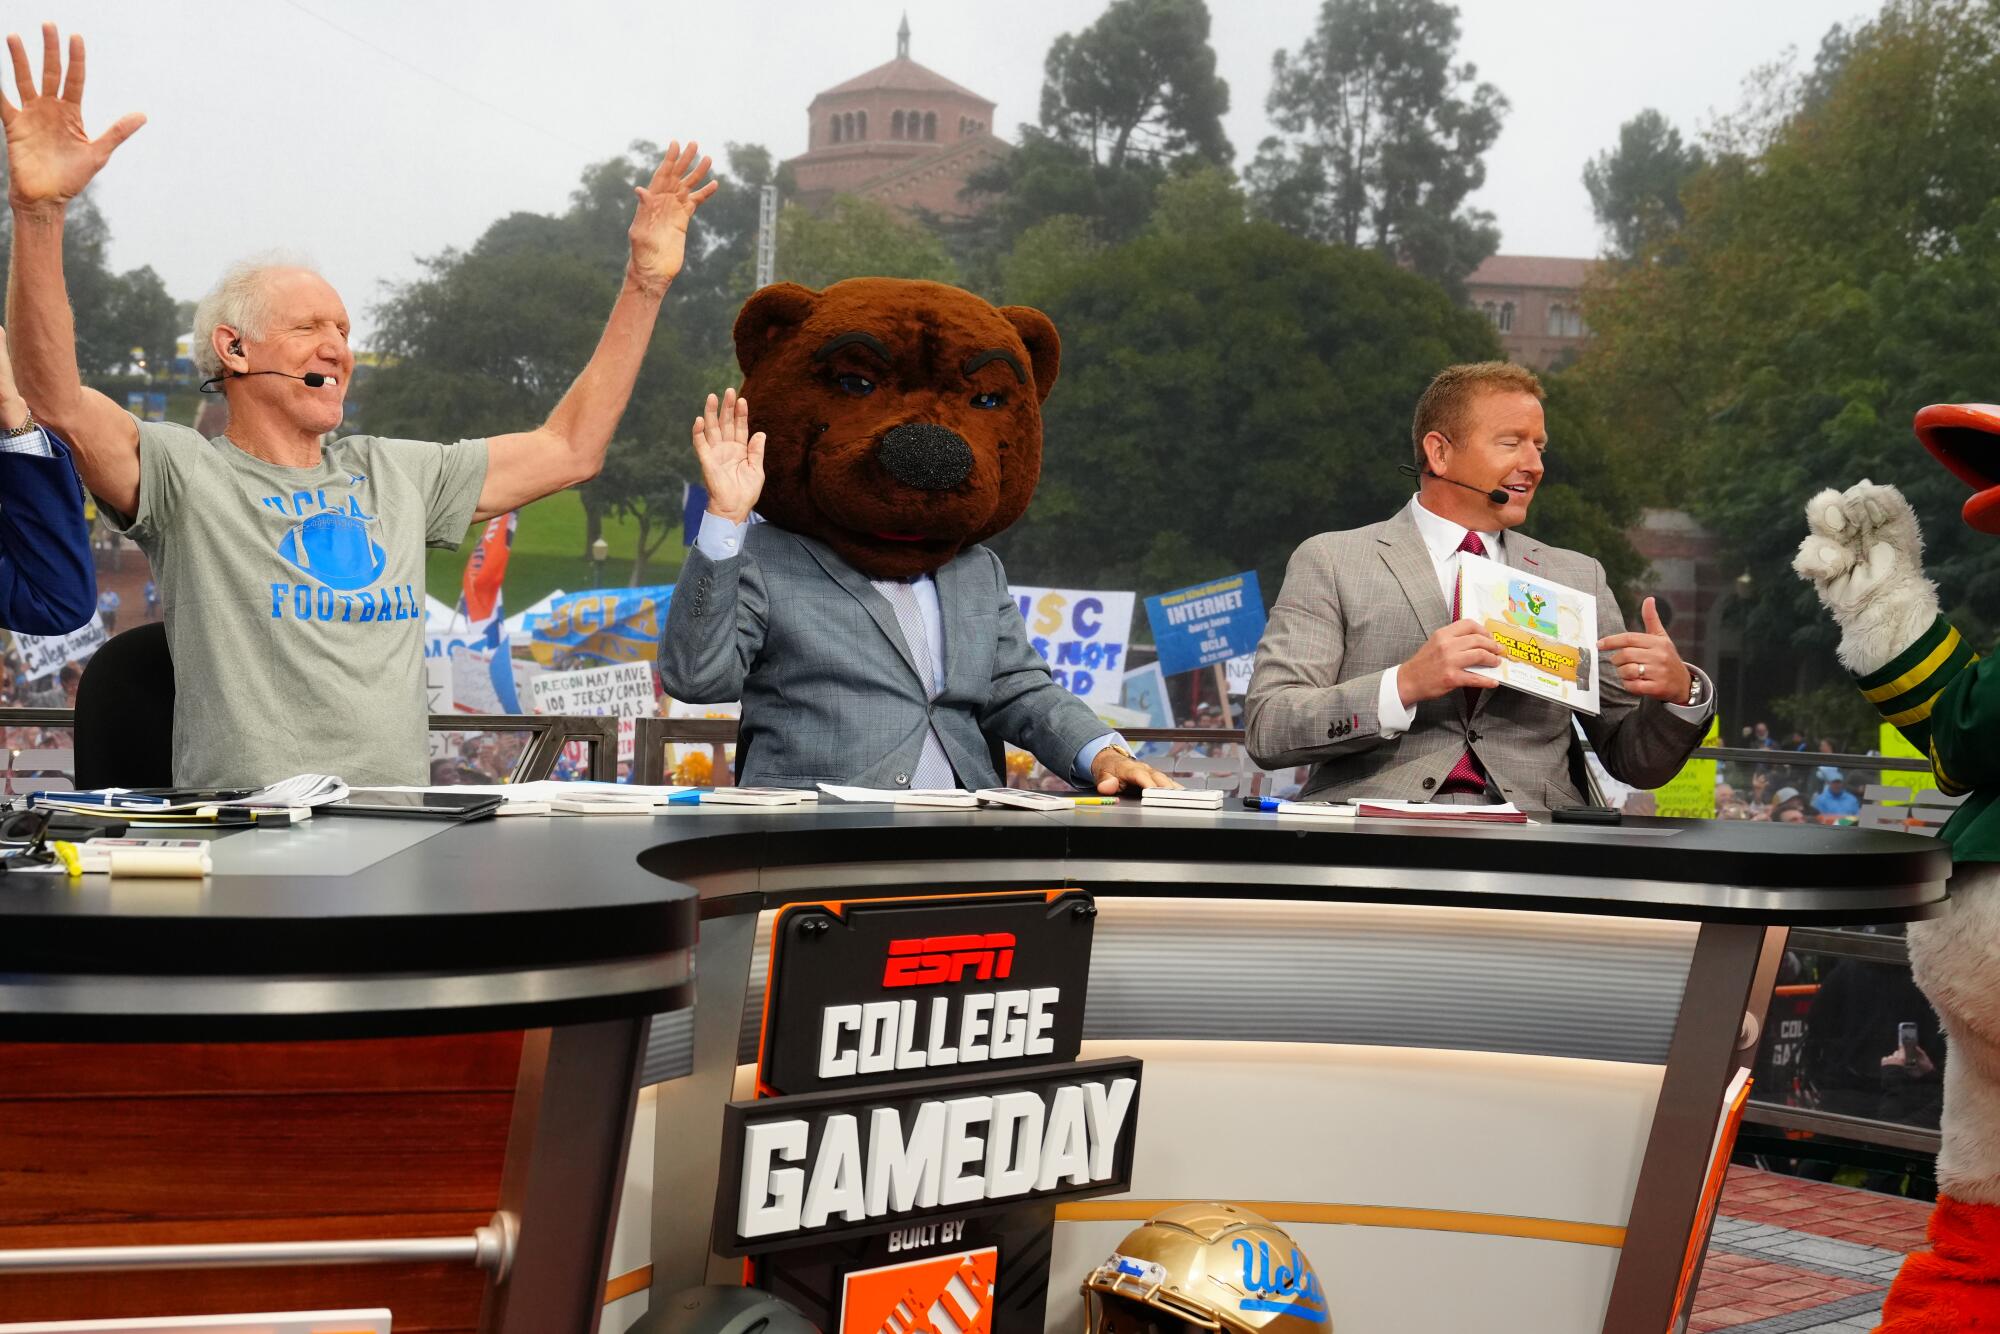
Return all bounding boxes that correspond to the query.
[276,509,388,591]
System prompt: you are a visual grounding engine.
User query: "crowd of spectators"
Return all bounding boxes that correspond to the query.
[1718,722,1873,823]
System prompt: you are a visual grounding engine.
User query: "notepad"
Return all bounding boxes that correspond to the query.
[818,784,979,808]
[975,788,1075,810]
[700,787,817,807]
[1141,787,1226,809]
[1354,799,1529,824]
[1274,801,1358,819]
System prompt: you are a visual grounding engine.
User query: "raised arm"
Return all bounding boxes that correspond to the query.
[2,24,146,516]
[474,141,717,521]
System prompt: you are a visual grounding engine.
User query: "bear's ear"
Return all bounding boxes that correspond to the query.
[733,283,820,374]
[999,305,1061,403]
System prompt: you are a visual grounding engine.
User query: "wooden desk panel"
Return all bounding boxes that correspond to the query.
[0,1033,521,1329]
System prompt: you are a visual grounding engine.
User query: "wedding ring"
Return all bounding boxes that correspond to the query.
[1638,663,1648,678]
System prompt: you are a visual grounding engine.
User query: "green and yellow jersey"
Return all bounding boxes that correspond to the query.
[1855,615,2000,860]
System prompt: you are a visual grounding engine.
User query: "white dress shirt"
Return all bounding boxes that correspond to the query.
[1376,494,1714,737]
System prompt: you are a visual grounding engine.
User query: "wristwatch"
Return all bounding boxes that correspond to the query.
[1,411,40,438]
[1684,673,1706,709]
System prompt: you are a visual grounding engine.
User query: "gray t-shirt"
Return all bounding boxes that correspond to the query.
[103,422,489,787]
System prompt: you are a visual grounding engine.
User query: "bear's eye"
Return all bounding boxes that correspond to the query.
[970,391,1006,409]
[834,373,875,397]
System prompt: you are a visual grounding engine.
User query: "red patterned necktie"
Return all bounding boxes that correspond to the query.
[1439,531,1490,797]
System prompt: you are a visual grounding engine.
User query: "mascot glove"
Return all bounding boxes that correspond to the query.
[1793,480,1941,677]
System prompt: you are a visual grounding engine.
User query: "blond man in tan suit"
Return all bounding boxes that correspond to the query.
[1246,362,1715,808]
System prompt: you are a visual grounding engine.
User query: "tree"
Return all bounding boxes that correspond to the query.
[106,265,180,378]
[1582,110,1706,260]
[1249,0,1507,292]
[1040,0,1232,169]
[951,0,1234,277]
[1571,0,2000,707]
[766,196,959,288]
[364,142,760,564]
[986,172,1613,599]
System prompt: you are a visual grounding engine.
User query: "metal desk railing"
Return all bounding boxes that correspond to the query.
[0,710,621,787]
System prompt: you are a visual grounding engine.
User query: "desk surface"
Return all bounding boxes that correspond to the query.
[0,801,1947,944]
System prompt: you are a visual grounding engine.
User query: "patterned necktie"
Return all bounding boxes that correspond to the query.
[879,579,959,789]
[1438,531,1491,797]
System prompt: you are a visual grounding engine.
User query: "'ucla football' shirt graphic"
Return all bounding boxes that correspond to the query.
[261,484,421,624]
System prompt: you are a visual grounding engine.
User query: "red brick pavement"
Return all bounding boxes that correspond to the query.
[1687,1166,1936,1331]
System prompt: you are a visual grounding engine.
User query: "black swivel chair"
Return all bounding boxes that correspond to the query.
[73,621,175,789]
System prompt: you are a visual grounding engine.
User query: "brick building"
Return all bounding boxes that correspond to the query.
[784,16,1010,218]
[1463,255,1598,370]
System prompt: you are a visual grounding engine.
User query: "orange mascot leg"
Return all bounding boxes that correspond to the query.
[1880,1197,2000,1330]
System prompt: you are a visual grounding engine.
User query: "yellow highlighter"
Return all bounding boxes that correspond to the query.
[1071,796,1120,806]
[50,840,82,878]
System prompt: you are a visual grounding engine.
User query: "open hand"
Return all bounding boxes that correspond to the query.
[693,388,765,524]
[1598,597,1694,703]
[1091,748,1177,795]
[1398,618,1503,707]
[627,139,717,296]
[1,24,144,210]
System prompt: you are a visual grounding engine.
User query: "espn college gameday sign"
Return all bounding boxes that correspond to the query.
[715,891,1141,1333]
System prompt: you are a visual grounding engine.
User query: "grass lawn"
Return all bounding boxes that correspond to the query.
[424,489,688,611]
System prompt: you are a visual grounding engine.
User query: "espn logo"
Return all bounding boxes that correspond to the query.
[883,933,1015,988]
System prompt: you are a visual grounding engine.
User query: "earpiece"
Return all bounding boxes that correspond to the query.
[229,340,243,355]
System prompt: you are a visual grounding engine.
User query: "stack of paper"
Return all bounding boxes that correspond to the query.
[1354,799,1529,824]
[30,772,349,818]
[975,788,1075,810]
[1274,801,1357,819]
[701,787,818,807]
[1141,787,1226,810]
[818,784,978,808]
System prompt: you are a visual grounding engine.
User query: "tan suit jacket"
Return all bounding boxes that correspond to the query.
[1245,506,1707,808]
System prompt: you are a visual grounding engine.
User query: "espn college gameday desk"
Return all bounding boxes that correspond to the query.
[0,808,1947,1334]
[638,806,1947,1334]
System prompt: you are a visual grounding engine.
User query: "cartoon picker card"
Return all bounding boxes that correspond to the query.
[1456,551,1601,715]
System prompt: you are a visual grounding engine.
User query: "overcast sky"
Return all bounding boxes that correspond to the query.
[32,0,1860,341]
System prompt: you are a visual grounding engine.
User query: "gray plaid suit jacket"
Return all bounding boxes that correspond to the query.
[1245,506,1707,808]
[657,523,1107,790]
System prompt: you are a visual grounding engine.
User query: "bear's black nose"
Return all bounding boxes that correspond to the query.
[876,423,973,491]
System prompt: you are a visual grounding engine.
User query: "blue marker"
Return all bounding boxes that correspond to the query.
[1240,796,1284,812]
[666,790,704,805]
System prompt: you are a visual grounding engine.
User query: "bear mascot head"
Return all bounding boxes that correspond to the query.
[731,277,1060,581]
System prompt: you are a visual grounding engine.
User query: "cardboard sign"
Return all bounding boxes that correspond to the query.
[13,615,108,679]
[1144,573,1266,677]
[529,661,659,720]
[1008,587,1134,710]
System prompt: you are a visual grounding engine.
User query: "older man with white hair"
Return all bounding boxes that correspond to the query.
[2,23,716,786]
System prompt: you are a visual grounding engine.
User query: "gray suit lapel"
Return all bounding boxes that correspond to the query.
[1377,507,1451,636]
[931,552,974,691]
[791,531,926,683]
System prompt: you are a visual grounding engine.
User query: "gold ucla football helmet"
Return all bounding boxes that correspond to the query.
[1081,1203,1330,1334]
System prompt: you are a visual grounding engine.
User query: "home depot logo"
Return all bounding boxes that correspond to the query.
[841,1246,997,1334]
[882,933,1015,988]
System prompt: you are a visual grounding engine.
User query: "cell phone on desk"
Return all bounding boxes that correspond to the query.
[1553,805,1622,826]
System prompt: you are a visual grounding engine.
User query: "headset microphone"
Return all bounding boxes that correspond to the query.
[1397,461,1511,505]
[197,369,340,394]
